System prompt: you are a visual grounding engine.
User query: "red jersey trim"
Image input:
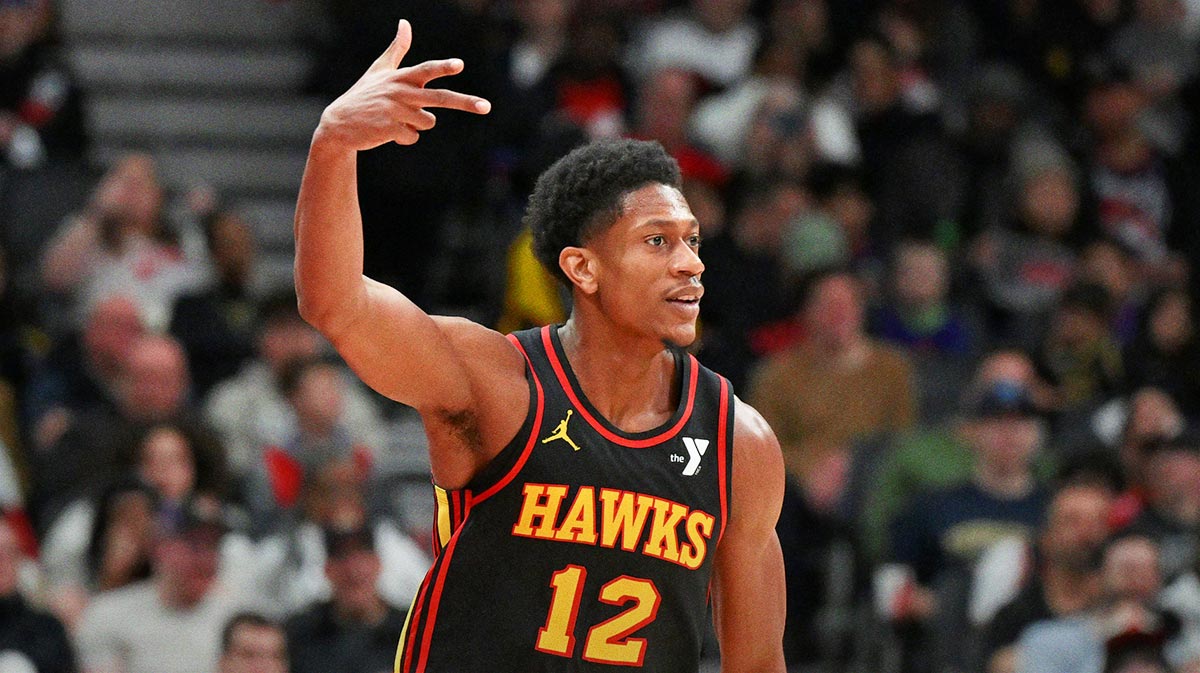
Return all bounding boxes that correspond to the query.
[469,335,546,505]
[539,325,699,448]
[399,567,435,673]
[716,377,730,546]
[415,517,467,673]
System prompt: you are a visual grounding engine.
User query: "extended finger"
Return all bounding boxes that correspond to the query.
[406,87,491,114]
[398,58,464,87]
[372,19,412,72]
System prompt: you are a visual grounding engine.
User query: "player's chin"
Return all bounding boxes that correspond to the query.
[660,322,698,349]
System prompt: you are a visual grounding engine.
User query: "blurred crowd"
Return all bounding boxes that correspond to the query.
[2,0,1200,672]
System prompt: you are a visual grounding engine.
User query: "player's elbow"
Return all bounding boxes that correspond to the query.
[295,281,356,340]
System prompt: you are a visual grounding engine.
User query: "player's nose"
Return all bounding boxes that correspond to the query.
[670,240,704,277]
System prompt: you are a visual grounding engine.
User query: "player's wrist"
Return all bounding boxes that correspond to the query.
[311,117,358,156]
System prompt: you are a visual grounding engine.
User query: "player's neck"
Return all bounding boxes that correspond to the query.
[557,316,678,432]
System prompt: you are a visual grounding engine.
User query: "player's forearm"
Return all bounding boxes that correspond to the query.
[293,125,370,334]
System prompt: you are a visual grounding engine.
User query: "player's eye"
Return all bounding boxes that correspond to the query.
[687,235,702,249]
[647,235,665,247]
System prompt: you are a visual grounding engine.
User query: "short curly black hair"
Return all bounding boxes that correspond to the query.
[525,138,682,285]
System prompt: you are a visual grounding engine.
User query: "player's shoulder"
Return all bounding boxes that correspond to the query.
[431,315,525,373]
[731,396,784,475]
[732,397,775,444]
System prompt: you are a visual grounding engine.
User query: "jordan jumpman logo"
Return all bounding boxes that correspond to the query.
[541,410,582,451]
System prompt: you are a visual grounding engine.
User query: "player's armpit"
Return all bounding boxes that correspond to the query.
[712,398,786,673]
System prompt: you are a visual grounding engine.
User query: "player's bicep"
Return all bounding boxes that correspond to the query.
[323,275,473,411]
[712,399,786,673]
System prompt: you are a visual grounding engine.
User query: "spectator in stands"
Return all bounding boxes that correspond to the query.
[285,522,408,673]
[949,62,1035,240]
[631,67,727,190]
[255,457,427,616]
[245,357,383,534]
[218,613,288,673]
[797,163,878,280]
[871,238,976,357]
[734,80,815,183]
[75,494,243,673]
[690,39,809,170]
[503,0,571,94]
[749,267,915,668]
[861,348,1054,564]
[85,479,158,595]
[748,268,915,487]
[969,139,1083,349]
[836,32,958,248]
[877,376,1050,673]
[1017,534,1192,673]
[981,482,1114,673]
[1036,283,1125,415]
[170,206,261,399]
[1080,239,1145,348]
[1124,287,1200,418]
[516,5,632,146]
[885,378,1050,582]
[0,515,77,673]
[1082,62,1192,288]
[870,238,981,423]
[26,295,145,451]
[1122,433,1200,581]
[0,0,87,168]
[31,333,195,533]
[204,293,385,481]
[1105,0,1198,153]
[40,420,226,626]
[40,154,208,332]
[763,0,843,92]
[630,0,760,89]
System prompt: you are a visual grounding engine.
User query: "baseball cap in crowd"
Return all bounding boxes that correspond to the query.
[966,379,1039,418]
[323,522,375,560]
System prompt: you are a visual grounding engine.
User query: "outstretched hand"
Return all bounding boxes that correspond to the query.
[316,19,491,151]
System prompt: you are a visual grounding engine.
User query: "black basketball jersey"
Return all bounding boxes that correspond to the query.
[394,325,735,673]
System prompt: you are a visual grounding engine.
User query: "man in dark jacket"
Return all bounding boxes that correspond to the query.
[285,523,407,673]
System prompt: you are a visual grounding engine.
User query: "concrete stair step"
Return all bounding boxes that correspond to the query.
[87,94,323,145]
[91,144,308,196]
[60,0,320,43]
[68,43,315,94]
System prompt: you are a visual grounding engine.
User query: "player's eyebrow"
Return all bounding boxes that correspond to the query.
[633,217,699,231]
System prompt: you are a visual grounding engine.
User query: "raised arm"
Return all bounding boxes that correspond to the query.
[294,19,492,412]
[712,398,787,673]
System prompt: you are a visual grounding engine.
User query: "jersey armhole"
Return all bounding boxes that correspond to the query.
[443,334,544,501]
[716,376,734,546]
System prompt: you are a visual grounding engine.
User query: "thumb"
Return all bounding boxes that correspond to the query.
[372,19,412,71]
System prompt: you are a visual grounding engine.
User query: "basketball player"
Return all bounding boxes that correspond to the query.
[294,19,785,673]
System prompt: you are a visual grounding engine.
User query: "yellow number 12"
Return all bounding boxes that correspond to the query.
[535,565,662,666]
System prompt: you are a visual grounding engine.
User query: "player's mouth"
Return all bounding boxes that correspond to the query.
[665,287,703,311]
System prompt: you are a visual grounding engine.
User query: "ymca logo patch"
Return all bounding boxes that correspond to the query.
[679,437,709,476]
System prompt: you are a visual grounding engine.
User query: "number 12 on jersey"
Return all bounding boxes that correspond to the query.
[536,565,662,666]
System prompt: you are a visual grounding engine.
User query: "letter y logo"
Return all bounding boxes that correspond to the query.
[680,437,709,476]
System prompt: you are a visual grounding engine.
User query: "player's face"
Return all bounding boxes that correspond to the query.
[587,183,704,347]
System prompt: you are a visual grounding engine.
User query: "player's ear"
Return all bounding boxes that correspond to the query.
[559,246,598,295]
